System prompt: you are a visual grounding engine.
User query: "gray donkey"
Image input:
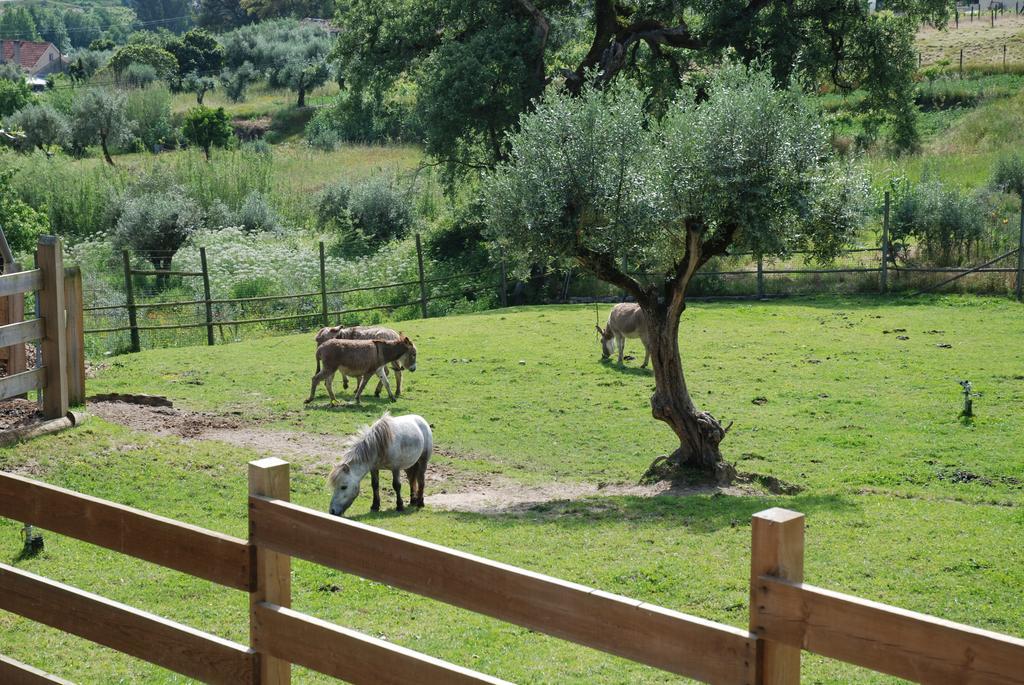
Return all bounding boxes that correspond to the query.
[315,325,416,397]
[596,303,650,367]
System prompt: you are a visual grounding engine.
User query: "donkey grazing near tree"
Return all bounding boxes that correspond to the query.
[328,411,432,516]
[596,302,650,367]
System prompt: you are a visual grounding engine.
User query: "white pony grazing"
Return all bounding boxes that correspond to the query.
[328,412,433,516]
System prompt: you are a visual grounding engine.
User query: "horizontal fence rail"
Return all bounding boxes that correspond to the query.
[0,564,255,685]
[0,653,74,685]
[0,471,252,591]
[249,495,756,685]
[0,318,44,348]
[0,367,45,401]
[0,269,43,298]
[253,603,512,685]
[755,576,1024,685]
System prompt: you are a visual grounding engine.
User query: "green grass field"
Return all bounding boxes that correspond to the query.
[1,297,1022,683]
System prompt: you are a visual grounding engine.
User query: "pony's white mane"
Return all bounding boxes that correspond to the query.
[328,412,394,488]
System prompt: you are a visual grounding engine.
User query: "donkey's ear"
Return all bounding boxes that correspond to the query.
[595,324,604,335]
[341,463,350,473]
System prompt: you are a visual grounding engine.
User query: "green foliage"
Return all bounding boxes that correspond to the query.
[111,181,204,269]
[888,177,986,266]
[125,0,192,34]
[7,103,70,151]
[125,85,175,151]
[89,38,116,52]
[305,84,421,148]
[0,6,40,41]
[220,20,332,106]
[182,105,233,159]
[168,29,224,79]
[992,154,1024,198]
[485,65,866,284]
[0,77,32,117]
[0,63,23,82]
[67,49,111,82]
[346,175,413,250]
[235,190,281,233]
[196,0,254,31]
[71,88,135,164]
[107,43,179,83]
[0,168,47,254]
[315,178,351,230]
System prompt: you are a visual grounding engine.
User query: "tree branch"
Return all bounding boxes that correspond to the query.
[576,245,651,305]
[515,0,550,87]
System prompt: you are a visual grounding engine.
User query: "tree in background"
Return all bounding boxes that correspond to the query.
[107,43,180,84]
[182,105,233,160]
[334,0,950,178]
[240,0,335,20]
[8,104,70,151]
[112,183,204,285]
[0,7,40,41]
[0,78,32,118]
[168,29,224,80]
[125,0,192,34]
[220,20,331,106]
[484,66,867,480]
[71,88,135,165]
[993,155,1024,199]
[197,0,254,32]
[0,169,48,254]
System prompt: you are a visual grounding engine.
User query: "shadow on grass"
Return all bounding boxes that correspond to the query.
[429,492,858,534]
[598,358,652,377]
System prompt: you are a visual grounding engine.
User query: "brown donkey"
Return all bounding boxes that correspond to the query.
[306,336,417,405]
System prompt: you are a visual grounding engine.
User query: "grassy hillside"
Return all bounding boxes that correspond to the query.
[2,297,1022,683]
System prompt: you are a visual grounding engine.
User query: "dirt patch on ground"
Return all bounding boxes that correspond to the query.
[0,399,44,431]
[88,401,763,514]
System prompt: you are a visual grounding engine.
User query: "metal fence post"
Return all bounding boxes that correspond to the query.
[318,241,328,327]
[881,191,890,294]
[750,508,805,685]
[415,233,428,319]
[1016,196,1023,302]
[64,266,85,406]
[756,254,765,299]
[199,248,214,346]
[121,250,140,353]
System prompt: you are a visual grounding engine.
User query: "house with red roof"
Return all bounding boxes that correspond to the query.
[0,39,67,78]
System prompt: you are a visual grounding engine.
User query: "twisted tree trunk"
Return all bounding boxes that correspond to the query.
[644,303,734,483]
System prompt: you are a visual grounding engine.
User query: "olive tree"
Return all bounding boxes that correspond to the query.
[71,88,135,165]
[484,66,866,480]
[8,104,70,151]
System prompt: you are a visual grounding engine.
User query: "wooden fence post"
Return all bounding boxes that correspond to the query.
[881,191,890,294]
[64,266,85,406]
[959,48,964,78]
[249,457,291,685]
[1016,196,1023,303]
[415,233,428,319]
[318,241,328,327]
[122,250,140,353]
[200,248,214,347]
[756,254,765,299]
[37,236,68,420]
[750,508,805,685]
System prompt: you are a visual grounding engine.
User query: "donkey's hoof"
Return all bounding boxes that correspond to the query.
[303,398,313,404]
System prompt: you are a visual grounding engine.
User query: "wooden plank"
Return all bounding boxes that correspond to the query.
[756,576,1024,685]
[0,367,45,401]
[0,269,43,298]
[249,458,291,684]
[36,237,67,420]
[749,508,804,685]
[0,563,255,685]
[250,496,756,685]
[0,471,252,591]
[0,318,44,348]
[254,602,512,685]
[0,654,75,685]
[63,267,85,405]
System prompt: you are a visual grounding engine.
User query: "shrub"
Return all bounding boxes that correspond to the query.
[123,62,159,88]
[348,175,412,246]
[889,178,986,266]
[0,169,48,255]
[125,85,175,151]
[0,78,32,117]
[0,63,24,82]
[7,104,70,151]
[182,105,233,160]
[235,190,281,233]
[992,154,1024,198]
[315,179,351,231]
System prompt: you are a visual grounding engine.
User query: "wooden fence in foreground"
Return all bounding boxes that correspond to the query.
[0,235,85,416]
[1,460,1022,684]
